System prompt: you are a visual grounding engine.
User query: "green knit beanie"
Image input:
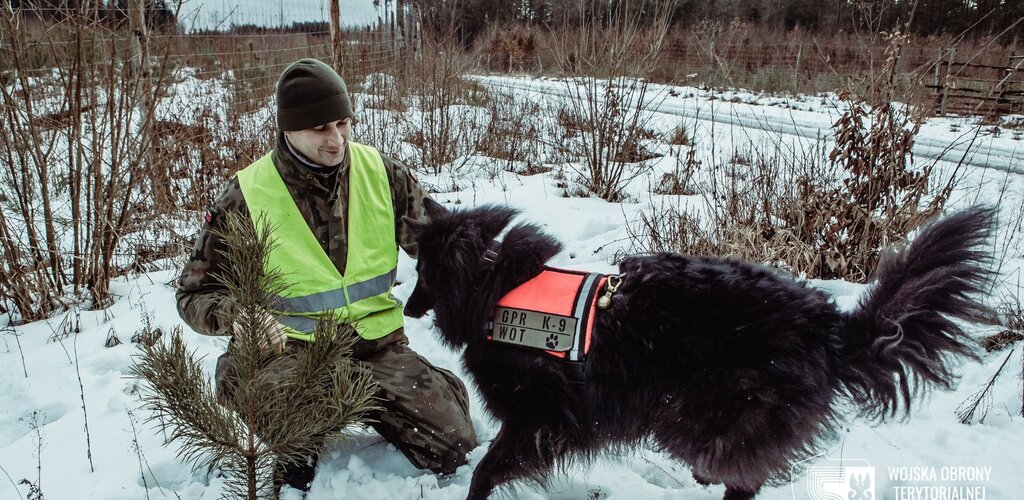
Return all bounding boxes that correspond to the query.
[275,58,354,131]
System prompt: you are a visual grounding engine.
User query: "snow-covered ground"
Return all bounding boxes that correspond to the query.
[473,75,1024,174]
[2,75,1023,500]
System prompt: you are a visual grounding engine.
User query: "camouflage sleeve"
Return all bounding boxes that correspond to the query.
[174,178,250,336]
[382,155,431,258]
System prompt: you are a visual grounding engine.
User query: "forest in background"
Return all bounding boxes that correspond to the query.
[410,0,1024,44]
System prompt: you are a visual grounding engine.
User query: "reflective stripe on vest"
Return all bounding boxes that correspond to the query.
[235,142,404,341]
[486,267,606,362]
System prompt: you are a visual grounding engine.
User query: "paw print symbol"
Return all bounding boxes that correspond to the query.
[545,334,559,349]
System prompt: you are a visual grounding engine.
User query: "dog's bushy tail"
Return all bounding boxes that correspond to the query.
[840,207,995,422]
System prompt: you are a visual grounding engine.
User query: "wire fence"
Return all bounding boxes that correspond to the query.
[6,7,1021,113]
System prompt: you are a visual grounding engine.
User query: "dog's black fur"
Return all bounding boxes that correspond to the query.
[403,200,994,500]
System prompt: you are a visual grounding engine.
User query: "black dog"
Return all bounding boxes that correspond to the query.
[403,200,994,500]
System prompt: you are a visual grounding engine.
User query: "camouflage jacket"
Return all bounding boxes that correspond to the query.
[175,131,431,337]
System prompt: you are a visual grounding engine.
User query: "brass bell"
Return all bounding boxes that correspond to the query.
[596,274,622,310]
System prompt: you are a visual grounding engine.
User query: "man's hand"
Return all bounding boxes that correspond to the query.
[232,311,287,355]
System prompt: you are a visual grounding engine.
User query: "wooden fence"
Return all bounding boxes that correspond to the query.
[928,52,1024,116]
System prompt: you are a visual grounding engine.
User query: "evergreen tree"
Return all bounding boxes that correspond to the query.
[131,212,380,499]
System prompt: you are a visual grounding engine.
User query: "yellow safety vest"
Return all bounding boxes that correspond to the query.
[236,142,403,341]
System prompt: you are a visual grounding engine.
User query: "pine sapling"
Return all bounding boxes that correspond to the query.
[131,213,380,499]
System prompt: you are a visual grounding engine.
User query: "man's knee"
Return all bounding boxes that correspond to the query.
[410,428,477,475]
[435,425,478,474]
[369,393,478,473]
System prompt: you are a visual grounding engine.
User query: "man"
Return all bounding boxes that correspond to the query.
[176,58,477,492]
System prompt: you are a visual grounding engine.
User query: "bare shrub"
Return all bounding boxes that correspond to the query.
[795,31,957,281]
[356,104,410,166]
[628,139,831,272]
[629,31,965,283]
[0,4,183,318]
[652,146,700,196]
[550,4,671,201]
[352,70,415,167]
[988,197,1023,353]
[665,123,691,146]
[404,33,482,175]
[474,89,548,175]
[480,24,538,73]
[955,347,1015,424]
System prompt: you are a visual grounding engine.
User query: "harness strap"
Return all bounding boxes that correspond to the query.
[480,216,522,270]
[481,239,502,269]
[568,272,602,362]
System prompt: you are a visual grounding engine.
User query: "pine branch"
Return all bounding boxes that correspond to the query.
[131,328,242,473]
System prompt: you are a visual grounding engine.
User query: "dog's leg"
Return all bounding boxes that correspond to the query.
[722,485,759,500]
[466,424,562,500]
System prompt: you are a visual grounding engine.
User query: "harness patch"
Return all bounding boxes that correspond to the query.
[492,307,577,351]
[487,267,605,362]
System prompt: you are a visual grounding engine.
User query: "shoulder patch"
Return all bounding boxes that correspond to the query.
[204,210,215,224]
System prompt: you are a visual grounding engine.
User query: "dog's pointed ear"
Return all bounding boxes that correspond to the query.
[422,198,448,220]
[402,215,425,238]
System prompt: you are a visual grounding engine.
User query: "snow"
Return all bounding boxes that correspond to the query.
[473,75,1024,174]
[2,75,1024,500]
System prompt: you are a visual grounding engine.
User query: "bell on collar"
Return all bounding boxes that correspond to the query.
[596,274,623,310]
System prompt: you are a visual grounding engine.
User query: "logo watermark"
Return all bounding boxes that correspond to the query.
[792,454,875,500]
[887,466,990,499]
[792,455,992,500]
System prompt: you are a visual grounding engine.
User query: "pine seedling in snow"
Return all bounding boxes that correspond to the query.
[131,213,380,499]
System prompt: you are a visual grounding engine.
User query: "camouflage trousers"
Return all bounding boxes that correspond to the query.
[214,329,478,474]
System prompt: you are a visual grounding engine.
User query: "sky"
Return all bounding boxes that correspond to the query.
[177,0,395,31]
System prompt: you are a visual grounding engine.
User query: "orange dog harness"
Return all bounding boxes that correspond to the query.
[486,267,607,362]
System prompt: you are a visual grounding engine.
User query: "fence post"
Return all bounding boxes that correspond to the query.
[412,3,419,56]
[940,48,955,116]
[1006,55,1024,113]
[330,0,342,73]
[794,43,802,91]
[390,7,396,53]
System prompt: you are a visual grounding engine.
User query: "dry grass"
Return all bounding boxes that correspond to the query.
[652,147,700,196]
[474,90,550,175]
[626,32,965,283]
